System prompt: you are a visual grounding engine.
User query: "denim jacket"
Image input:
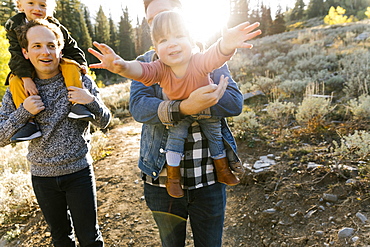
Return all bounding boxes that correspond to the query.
[129,50,243,179]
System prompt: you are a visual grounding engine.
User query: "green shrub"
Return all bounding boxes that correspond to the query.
[333,130,370,160]
[348,94,370,120]
[266,100,296,129]
[100,81,131,120]
[295,96,335,128]
[231,110,259,140]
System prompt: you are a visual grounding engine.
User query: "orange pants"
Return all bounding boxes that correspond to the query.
[9,58,82,108]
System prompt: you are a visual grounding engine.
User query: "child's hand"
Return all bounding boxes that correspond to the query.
[220,22,262,55]
[80,65,87,75]
[88,42,128,74]
[23,77,38,96]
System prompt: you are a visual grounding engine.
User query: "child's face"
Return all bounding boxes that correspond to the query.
[155,32,193,69]
[18,0,54,21]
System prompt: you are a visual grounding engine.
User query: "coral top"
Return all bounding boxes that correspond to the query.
[137,41,234,100]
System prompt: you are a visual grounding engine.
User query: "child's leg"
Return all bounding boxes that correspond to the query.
[8,75,42,142]
[165,164,183,198]
[198,118,240,186]
[164,117,194,198]
[198,117,225,158]
[8,74,27,109]
[60,58,95,121]
[59,58,83,91]
[165,117,194,165]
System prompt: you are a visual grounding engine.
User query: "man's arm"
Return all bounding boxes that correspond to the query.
[209,63,243,117]
[130,78,164,125]
[0,90,35,147]
[77,76,112,129]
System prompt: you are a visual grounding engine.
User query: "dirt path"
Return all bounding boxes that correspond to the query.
[5,117,370,246]
[6,118,246,246]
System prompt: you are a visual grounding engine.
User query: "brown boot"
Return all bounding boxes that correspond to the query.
[213,157,240,186]
[165,164,184,198]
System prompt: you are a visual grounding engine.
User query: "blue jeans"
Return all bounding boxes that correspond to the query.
[31,166,104,247]
[144,182,226,247]
[167,116,226,159]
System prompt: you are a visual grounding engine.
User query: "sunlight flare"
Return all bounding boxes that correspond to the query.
[181,0,230,43]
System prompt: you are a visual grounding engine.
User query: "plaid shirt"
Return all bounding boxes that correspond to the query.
[142,122,217,190]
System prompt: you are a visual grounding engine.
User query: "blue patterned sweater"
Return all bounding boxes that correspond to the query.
[0,73,111,176]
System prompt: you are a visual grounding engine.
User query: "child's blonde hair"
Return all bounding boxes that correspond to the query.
[151,11,194,47]
[14,0,56,16]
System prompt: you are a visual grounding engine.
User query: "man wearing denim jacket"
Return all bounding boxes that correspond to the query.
[128,1,244,246]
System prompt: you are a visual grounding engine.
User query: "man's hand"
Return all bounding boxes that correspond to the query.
[22,77,38,96]
[88,41,127,74]
[67,86,94,105]
[23,95,44,115]
[180,75,229,115]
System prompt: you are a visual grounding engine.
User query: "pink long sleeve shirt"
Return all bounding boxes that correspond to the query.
[136,41,234,100]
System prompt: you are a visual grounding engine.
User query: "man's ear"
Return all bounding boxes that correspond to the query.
[22,48,29,59]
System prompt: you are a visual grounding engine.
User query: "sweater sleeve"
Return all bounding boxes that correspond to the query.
[0,89,34,147]
[82,75,111,129]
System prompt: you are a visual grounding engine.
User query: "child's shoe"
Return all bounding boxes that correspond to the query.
[11,122,42,143]
[165,164,184,198]
[68,104,95,121]
[213,157,240,186]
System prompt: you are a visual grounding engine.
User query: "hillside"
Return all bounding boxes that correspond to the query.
[1,19,370,246]
[1,117,369,246]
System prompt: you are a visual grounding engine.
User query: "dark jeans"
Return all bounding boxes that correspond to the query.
[144,182,226,247]
[32,166,104,247]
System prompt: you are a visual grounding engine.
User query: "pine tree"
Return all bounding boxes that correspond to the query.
[109,14,118,51]
[249,8,261,25]
[269,5,286,35]
[84,6,95,42]
[117,6,135,60]
[94,6,110,44]
[291,0,305,21]
[55,0,91,54]
[0,0,16,26]
[260,4,273,36]
[136,17,152,55]
[306,0,325,18]
[134,17,141,55]
[228,0,250,27]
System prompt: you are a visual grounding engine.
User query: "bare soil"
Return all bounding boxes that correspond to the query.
[3,117,370,246]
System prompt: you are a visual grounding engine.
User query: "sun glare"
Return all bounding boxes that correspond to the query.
[181,0,230,44]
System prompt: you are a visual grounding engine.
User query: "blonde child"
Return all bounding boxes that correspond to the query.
[5,0,94,142]
[89,11,261,197]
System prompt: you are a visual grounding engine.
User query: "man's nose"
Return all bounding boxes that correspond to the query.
[41,47,51,55]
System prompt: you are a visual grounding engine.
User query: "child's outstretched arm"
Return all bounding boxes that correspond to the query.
[88,42,143,79]
[220,22,262,56]
[23,77,38,96]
